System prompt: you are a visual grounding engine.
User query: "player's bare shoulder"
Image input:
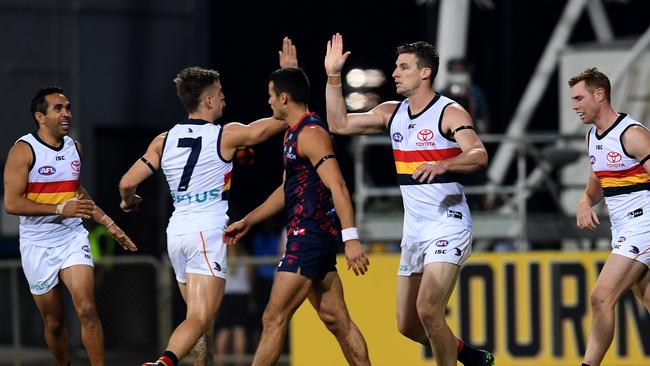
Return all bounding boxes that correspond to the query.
[7,140,34,167]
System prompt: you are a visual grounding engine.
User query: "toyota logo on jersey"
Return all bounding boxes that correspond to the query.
[417,129,434,141]
[606,151,622,163]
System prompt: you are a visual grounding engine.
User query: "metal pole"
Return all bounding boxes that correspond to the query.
[487,0,589,186]
[586,0,614,43]
[434,0,471,90]
[10,267,21,366]
[610,25,650,89]
[157,255,174,351]
[516,145,528,250]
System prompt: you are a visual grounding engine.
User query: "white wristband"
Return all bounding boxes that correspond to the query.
[55,203,65,215]
[341,227,359,242]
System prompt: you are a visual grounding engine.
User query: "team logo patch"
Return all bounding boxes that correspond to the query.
[81,245,90,252]
[589,155,596,165]
[454,248,462,256]
[71,160,81,172]
[417,129,434,141]
[392,132,403,142]
[213,262,222,272]
[629,246,640,255]
[435,239,449,247]
[292,228,306,236]
[38,166,56,175]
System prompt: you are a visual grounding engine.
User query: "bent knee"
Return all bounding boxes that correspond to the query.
[75,300,99,323]
[318,310,349,333]
[589,291,615,311]
[261,308,289,329]
[43,317,65,336]
[416,304,446,329]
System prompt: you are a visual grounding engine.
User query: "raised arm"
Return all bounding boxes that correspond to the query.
[299,126,369,275]
[412,105,488,183]
[220,118,288,161]
[4,141,94,219]
[324,33,395,135]
[119,132,165,212]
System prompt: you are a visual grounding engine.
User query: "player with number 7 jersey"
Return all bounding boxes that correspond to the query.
[118,65,289,366]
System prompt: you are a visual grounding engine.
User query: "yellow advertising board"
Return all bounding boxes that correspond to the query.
[291,252,650,366]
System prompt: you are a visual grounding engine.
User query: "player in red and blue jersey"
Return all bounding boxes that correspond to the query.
[224,39,370,366]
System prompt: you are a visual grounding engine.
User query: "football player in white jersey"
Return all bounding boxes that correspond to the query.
[118,39,295,366]
[570,68,650,366]
[4,86,137,366]
[324,34,493,366]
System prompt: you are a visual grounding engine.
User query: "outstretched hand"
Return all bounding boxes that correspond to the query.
[344,240,369,276]
[106,223,138,252]
[325,33,351,75]
[222,219,251,245]
[279,36,298,69]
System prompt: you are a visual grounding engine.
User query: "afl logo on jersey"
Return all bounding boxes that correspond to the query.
[417,129,434,141]
[71,160,81,172]
[589,155,596,165]
[392,132,403,142]
[38,166,56,175]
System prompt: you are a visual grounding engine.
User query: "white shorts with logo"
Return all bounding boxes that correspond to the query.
[168,227,228,283]
[398,229,472,276]
[610,221,650,267]
[20,231,94,295]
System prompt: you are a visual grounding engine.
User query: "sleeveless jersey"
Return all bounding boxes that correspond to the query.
[588,113,650,227]
[388,94,472,241]
[18,133,84,247]
[283,113,338,242]
[161,119,232,234]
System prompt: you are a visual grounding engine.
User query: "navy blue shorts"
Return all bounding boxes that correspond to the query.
[277,239,338,281]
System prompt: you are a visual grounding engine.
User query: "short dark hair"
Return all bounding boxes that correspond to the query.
[31,86,64,127]
[268,68,310,105]
[174,67,221,113]
[396,41,440,83]
[568,67,611,103]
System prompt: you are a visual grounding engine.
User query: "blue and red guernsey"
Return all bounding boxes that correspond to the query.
[283,113,338,242]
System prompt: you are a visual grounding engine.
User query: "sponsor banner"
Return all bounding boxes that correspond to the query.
[291,252,650,366]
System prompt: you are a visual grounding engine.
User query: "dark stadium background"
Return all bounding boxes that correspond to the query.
[0,0,648,362]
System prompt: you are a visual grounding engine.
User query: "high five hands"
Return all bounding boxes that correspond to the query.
[279,36,298,69]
